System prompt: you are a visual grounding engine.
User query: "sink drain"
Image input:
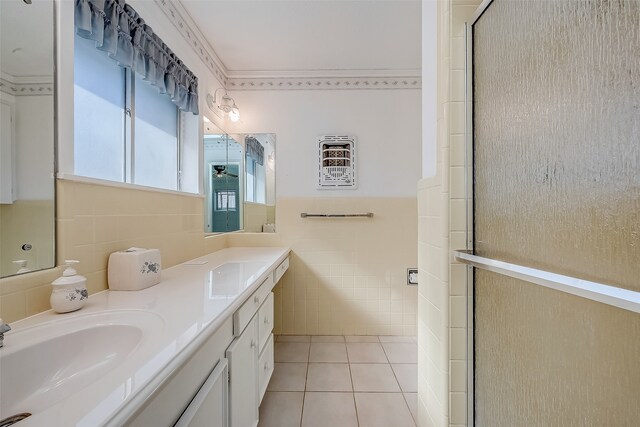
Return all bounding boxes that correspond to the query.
[0,413,31,427]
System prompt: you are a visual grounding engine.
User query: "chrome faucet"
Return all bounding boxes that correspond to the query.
[0,318,10,348]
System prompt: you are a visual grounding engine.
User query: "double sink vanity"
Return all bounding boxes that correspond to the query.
[0,247,290,427]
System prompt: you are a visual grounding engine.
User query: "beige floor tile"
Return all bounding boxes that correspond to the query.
[378,336,416,343]
[381,342,418,364]
[391,364,418,392]
[354,393,416,427]
[278,335,311,342]
[275,342,310,362]
[306,363,353,391]
[309,342,348,363]
[258,392,304,427]
[403,393,418,423]
[302,392,358,427]
[346,343,388,363]
[311,335,345,342]
[345,335,379,343]
[267,363,308,392]
[350,364,400,392]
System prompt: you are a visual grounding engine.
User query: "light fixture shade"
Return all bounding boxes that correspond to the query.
[229,107,240,122]
[209,88,240,121]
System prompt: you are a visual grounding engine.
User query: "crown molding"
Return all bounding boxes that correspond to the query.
[166,0,422,91]
[155,0,228,87]
[226,68,421,79]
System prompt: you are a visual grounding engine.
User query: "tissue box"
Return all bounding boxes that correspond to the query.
[108,248,162,291]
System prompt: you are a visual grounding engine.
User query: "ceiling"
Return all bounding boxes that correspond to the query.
[180,0,421,77]
[0,0,54,79]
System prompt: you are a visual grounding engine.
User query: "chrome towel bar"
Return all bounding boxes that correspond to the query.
[453,250,640,314]
[300,212,374,218]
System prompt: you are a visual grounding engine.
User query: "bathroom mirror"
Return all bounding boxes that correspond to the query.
[243,134,276,233]
[203,121,244,233]
[203,119,276,233]
[0,0,56,278]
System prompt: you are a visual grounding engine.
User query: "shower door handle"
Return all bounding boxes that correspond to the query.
[453,250,640,314]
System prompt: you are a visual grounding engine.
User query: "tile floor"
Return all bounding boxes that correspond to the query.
[259,335,418,427]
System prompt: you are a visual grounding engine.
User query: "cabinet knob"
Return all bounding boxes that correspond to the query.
[254,296,260,304]
[264,362,270,370]
[264,317,270,325]
[250,339,257,349]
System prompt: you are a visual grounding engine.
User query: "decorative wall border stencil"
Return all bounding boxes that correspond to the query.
[228,77,421,91]
[0,78,53,97]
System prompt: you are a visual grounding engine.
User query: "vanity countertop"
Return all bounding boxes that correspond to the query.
[2,246,290,427]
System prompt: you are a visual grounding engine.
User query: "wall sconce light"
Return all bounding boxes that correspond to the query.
[207,88,240,122]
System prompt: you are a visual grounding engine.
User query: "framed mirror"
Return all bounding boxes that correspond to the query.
[203,118,276,234]
[0,0,56,278]
[243,134,276,233]
[203,124,244,233]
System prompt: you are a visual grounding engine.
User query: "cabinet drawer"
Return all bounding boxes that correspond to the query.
[258,292,274,351]
[273,256,289,284]
[233,276,273,336]
[258,334,274,404]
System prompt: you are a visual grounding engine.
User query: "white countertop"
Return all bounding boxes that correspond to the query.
[3,247,290,427]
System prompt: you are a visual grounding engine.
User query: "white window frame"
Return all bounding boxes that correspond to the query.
[73,34,188,192]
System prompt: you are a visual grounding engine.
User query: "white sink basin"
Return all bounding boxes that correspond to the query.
[0,310,163,419]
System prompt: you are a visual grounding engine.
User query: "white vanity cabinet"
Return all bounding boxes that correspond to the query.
[123,253,288,427]
[174,359,229,427]
[126,318,234,427]
[227,266,281,427]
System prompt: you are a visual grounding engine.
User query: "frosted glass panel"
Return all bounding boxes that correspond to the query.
[134,74,178,190]
[74,34,125,182]
[473,0,640,425]
[475,270,640,426]
[474,0,640,290]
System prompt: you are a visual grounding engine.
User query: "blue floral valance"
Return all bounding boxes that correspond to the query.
[245,137,264,166]
[75,0,199,114]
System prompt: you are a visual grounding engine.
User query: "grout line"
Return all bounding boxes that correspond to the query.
[299,336,311,427]
[299,391,306,427]
[387,360,404,393]
[346,338,361,427]
[379,340,392,364]
[352,392,360,427]
[401,392,418,427]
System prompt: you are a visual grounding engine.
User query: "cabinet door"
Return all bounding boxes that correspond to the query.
[226,317,259,427]
[174,358,228,427]
[0,102,14,204]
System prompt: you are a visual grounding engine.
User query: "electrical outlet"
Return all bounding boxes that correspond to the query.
[407,268,418,285]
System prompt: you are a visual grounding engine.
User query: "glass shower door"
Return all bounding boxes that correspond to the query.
[467,0,640,425]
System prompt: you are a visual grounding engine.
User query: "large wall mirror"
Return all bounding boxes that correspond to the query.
[0,0,56,278]
[203,118,275,233]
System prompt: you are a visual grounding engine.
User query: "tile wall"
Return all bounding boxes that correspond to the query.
[244,202,271,233]
[0,187,418,340]
[228,197,419,336]
[0,179,227,323]
[417,1,481,426]
[0,200,55,276]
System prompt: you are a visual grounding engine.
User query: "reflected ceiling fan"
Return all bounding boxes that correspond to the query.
[213,165,238,178]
